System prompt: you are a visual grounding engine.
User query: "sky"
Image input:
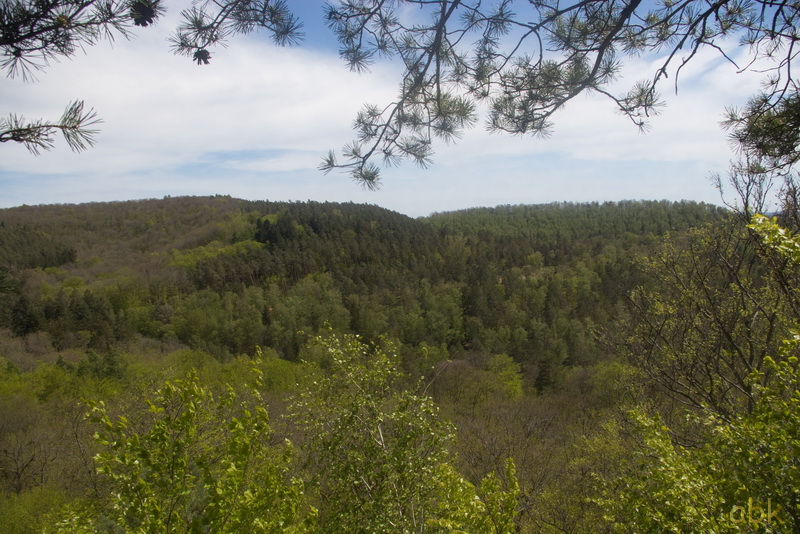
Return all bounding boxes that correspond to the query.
[0,2,770,218]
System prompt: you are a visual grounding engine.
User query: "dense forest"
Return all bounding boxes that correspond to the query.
[0,196,797,532]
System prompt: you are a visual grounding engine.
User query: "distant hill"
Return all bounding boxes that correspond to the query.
[0,196,728,386]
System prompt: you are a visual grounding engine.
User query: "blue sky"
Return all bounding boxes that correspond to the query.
[0,1,768,217]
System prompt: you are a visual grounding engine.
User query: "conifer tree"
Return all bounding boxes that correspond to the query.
[2,0,797,186]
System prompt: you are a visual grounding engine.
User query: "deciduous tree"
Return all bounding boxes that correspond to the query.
[600,217,800,532]
[290,332,519,532]
[622,217,794,419]
[49,366,313,532]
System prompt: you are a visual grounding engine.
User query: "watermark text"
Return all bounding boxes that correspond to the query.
[729,498,783,528]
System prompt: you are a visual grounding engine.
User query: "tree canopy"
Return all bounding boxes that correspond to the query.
[1,196,799,532]
[2,0,798,186]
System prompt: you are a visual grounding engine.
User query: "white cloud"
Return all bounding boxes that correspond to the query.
[222,151,321,173]
[0,19,399,174]
[0,7,775,216]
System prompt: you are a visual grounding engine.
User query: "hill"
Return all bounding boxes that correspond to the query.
[5,195,799,533]
[0,196,725,381]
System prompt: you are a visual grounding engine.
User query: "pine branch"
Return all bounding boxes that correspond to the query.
[0,100,102,154]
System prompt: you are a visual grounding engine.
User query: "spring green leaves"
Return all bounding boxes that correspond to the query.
[49,334,519,532]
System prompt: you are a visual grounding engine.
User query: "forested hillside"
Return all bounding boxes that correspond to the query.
[0,196,723,375]
[1,196,797,532]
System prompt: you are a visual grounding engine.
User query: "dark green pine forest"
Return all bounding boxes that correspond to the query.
[0,196,798,532]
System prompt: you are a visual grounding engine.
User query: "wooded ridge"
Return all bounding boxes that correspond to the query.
[1,196,797,532]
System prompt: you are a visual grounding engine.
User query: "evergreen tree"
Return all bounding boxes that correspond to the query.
[3,1,797,186]
[10,295,38,337]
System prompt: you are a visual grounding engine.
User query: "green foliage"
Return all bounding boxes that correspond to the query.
[599,412,730,533]
[0,224,76,270]
[623,217,794,418]
[50,367,313,533]
[602,349,800,532]
[598,217,800,532]
[0,197,725,382]
[0,197,742,533]
[0,269,14,294]
[75,349,125,380]
[171,287,267,357]
[487,354,523,400]
[0,485,71,534]
[290,333,519,532]
[427,459,520,534]
[265,274,350,359]
[169,240,264,269]
[750,214,800,265]
[10,295,39,336]
[725,94,800,175]
[714,347,800,529]
[291,333,452,531]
